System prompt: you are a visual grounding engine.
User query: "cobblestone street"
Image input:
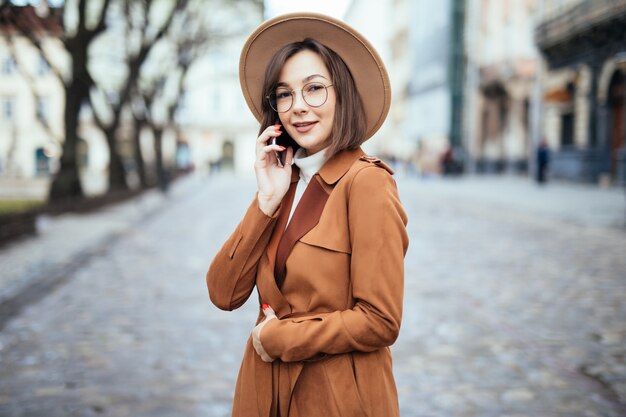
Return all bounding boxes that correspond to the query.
[0,174,625,417]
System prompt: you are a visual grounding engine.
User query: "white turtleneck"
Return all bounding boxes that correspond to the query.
[287,147,331,227]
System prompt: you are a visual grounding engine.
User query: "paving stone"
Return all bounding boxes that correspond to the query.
[501,388,536,402]
[0,174,624,416]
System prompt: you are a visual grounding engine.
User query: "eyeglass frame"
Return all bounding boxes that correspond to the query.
[266,82,334,113]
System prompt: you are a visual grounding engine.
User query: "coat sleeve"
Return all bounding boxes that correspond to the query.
[260,166,409,362]
[206,195,278,311]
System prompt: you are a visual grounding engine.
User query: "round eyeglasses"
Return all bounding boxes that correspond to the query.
[266,82,334,113]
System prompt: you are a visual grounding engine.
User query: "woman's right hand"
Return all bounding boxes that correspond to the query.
[254,124,294,216]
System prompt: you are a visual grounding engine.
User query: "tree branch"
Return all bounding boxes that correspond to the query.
[86,0,113,41]
[114,0,187,123]
[89,86,112,133]
[77,0,87,33]
[144,0,187,46]
[8,6,68,86]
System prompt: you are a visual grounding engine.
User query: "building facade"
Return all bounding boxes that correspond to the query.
[343,0,399,159]
[464,0,540,174]
[406,0,456,173]
[536,0,626,184]
[176,2,263,177]
[0,6,66,182]
[346,0,466,175]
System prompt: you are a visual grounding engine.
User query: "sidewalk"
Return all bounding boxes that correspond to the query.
[0,177,49,200]
[1,173,623,328]
[0,174,201,328]
[397,174,626,230]
[0,171,624,416]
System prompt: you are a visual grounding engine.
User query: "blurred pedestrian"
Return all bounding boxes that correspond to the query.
[441,145,454,175]
[157,167,170,193]
[206,13,409,417]
[536,139,551,184]
[441,144,463,176]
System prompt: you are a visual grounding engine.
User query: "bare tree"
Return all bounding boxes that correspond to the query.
[2,0,113,202]
[128,0,262,190]
[130,5,211,190]
[2,0,264,200]
[89,0,188,192]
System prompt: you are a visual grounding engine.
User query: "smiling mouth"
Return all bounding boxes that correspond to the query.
[293,121,317,133]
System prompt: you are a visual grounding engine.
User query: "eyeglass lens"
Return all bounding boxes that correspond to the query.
[269,83,329,113]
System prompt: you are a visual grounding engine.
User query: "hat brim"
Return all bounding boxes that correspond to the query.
[239,12,391,141]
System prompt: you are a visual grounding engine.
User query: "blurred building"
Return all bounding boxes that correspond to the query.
[385,0,412,166]
[178,4,263,177]
[343,0,398,158]
[0,5,66,181]
[346,0,466,175]
[408,0,466,174]
[536,0,626,185]
[464,0,540,174]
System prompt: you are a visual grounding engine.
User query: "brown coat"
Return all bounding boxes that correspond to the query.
[206,147,409,417]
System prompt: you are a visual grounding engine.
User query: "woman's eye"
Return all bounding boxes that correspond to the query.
[306,84,323,92]
[276,91,291,99]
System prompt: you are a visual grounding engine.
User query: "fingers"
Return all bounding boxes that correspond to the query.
[257,146,293,168]
[261,144,286,154]
[251,328,272,362]
[283,146,294,166]
[256,124,283,146]
[256,125,287,167]
[262,303,276,318]
[252,309,276,362]
[256,145,286,170]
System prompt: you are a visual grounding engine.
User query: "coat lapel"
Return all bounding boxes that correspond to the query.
[266,180,297,271]
[274,174,329,288]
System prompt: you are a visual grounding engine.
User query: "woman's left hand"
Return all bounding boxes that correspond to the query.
[252,304,277,362]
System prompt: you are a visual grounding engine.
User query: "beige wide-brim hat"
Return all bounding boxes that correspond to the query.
[239,12,391,140]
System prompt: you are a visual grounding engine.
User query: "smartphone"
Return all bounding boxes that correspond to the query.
[269,123,299,166]
[271,137,284,167]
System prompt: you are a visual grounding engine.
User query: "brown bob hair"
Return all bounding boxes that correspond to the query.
[258,38,367,157]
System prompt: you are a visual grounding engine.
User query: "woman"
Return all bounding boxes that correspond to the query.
[206,12,409,417]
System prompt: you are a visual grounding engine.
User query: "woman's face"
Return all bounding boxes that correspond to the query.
[277,50,336,155]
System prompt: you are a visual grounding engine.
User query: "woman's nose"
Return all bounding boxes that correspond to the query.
[291,90,308,113]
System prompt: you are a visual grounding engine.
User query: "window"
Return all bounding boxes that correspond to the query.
[2,97,15,120]
[35,147,50,176]
[2,57,16,75]
[36,96,48,121]
[560,112,574,147]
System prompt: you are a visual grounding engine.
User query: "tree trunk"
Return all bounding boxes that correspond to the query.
[153,128,169,192]
[132,117,148,188]
[48,77,85,202]
[105,128,129,192]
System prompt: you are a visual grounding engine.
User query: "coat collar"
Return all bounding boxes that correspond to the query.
[318,147,365,185]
